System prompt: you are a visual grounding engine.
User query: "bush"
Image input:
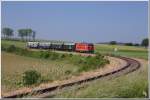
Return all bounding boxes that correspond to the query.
[141,38,149,47]
[109,41,117,45]
[18,48,29,56]
[95,53,104,59]
[49,52,59,60]
[69,54,73,57]
[22,70,41,85]
[77,53,109,72]
[6,45,16,52]
[125,43,133,46]
[60,54,66,58]
[1,45,6,51]
[134,43,140,46]
[44,53,50,59]
[65,70,72,75]
[40,51,50,59]
[77,58,85,64]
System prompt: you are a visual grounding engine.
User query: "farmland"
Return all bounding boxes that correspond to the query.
[95,44,148,60]
[2,52,83,92]
[1,40,148,98]
[2,39,148,59]
[1,39,26,48]
[1,40,109,93]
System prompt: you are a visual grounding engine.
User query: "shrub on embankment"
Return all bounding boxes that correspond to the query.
[1,44,62,60]
[22,70,41,85]
[77,54,109,72]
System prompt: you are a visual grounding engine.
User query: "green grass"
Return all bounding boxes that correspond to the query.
[95,44,148,60]
[1,40,148,98]
[1,39,26,48]
[1,52,80,93]
[47,44,148,98]
[1,44,109,72]
[1,40,109,93]
[1,51,108,93]
[51,59,148,98]
[1,40,148,59]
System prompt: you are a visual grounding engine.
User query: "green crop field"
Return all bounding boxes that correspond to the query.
[1,40,148,98]
[95,44,148,60]
[1,39,26,48]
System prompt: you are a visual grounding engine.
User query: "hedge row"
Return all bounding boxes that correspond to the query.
[1,44,69,60]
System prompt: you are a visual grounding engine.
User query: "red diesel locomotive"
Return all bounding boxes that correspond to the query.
[75,43,94,53]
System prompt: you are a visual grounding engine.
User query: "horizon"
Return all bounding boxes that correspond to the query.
[2,1,148,44]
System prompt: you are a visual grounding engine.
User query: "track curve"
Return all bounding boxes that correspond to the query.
[2,55,140,98]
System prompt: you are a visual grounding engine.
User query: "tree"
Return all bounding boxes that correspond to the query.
[2,27,14,39]
[125,43,133,46]
[133,43,139,46]
[109,41,117,45]
[26,29,32,41]
[18,29,34,41]
[32,31,36,41]
[141,38,149,47]
[24,29,28,41]
[18,29,26,41]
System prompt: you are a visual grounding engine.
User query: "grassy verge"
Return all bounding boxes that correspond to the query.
[1,52,78,92]
[1,45,109,93]
[51,59,148,98]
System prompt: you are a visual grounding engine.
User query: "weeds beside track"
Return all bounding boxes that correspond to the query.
[2,54,140,98]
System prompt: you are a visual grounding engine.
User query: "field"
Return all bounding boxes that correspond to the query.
[52,44,148,98]
[95,44,148,60]
[52,58,148,98]
[2,52,81,92]
[2,39,148,59]
[1,40,108,93]
[1,39,26,48]
[1,40,148,98]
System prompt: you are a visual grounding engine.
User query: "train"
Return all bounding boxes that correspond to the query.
[27,42,94,53]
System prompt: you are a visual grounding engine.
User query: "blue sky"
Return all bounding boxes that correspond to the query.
[2,1,148,43]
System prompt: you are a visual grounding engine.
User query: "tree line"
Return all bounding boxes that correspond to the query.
[2,27,36,41]
[2,27,149,47]
[109,39,149,47]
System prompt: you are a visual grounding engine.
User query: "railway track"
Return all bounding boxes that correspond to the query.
[2,55,140,98]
